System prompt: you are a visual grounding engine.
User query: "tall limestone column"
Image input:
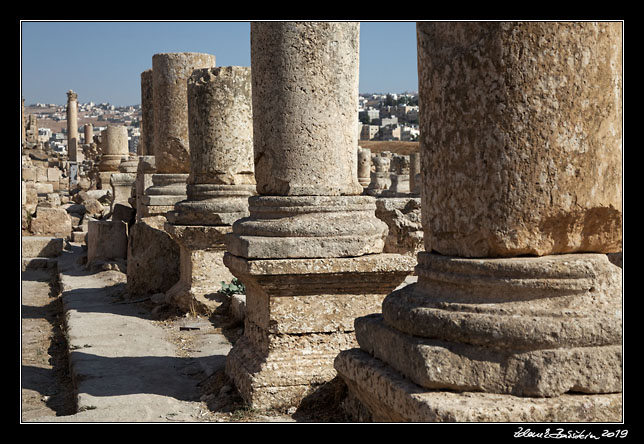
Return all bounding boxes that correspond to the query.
[164,66,256,315]
[223,22,415,409]
[142,52,216,216]
[66,90,82,162]
[335,21,623,422]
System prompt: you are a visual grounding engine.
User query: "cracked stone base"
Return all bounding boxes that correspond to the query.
[334,349,623,422]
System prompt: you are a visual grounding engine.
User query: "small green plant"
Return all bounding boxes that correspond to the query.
[220,278,246,296]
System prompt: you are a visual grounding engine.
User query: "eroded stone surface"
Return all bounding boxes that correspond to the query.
[250,22,363,196]
[152,52,216,174]
[223,252,416,409]
[417,22,622,257]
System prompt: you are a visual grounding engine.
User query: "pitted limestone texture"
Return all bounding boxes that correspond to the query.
[152,52,216,174]
[417,22,622,258]
[168,66,255,226]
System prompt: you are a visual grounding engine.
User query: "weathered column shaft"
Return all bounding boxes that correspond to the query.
[418,21,622,258]
[224,21,415,410]
[251,21,363,196]
[168,66,256,226]
[66,90,79,161]
[152,52,216,174]
[144,52,216,210]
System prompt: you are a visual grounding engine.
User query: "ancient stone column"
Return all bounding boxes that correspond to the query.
[164,66,256,315]
[66,90,81,162]
[357,146,371,189]
[83,124,93,147]
[142,52,216,215]
[138,69,154,156]
[408,152,420,195]
[224,22,415,410]
[335,21,623,422]
[97,125,129,190]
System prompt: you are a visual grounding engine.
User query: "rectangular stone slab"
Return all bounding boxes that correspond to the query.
[334,348,623,422]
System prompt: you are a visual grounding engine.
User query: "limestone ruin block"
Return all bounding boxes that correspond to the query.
[22,236,63,258]
[366,155,391,195]
[126,216,180,297]
[87,219,128,266]
[223,252,416,408]
[228,195,387,259]
[335,348,622,422]
[417,22,622,258]
[374,197,423,256]
[164,225,233,314]
[29,207,72,238]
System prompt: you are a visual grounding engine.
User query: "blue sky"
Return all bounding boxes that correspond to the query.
[20,21,419,106]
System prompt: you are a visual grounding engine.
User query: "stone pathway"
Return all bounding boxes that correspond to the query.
[25,244,235,422]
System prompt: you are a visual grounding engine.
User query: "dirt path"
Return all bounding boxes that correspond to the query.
[21,262,350,423]
[21,267,76,420]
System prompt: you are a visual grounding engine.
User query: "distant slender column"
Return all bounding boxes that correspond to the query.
[66,90,80,161]
[143,52,216,213]
[409,152,420,195]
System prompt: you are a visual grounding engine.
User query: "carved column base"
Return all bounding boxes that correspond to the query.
[223,252,416,409]
[335,252,623,421]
